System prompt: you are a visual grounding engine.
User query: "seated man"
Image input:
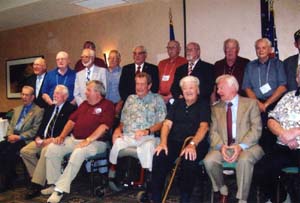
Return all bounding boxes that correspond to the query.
[0,86,44,192]
[152,76,210,203]
[204,75,263,203]
[46,80,114,203]
[21,85,76,199]
[254,67,300,202]
[109,72,166,187]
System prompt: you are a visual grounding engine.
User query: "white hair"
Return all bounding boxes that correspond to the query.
[179,76,200,88]
[216,74,239,91]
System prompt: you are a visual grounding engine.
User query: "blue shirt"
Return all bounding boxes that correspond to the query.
[106,66,122,103]
[242,58,286,100]
[41,67,76,101]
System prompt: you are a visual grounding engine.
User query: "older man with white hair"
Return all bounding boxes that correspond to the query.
[205,75,263,203]
[152,75,210,203]
[42,51,76,106]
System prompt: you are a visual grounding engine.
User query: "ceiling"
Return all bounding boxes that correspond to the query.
[0,0,145,32]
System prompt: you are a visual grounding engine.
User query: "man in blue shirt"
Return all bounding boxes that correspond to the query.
[106,50,123,117]
[242,38,287,153]
[42,51,76,105]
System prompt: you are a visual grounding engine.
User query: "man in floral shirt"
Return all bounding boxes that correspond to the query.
[254,69,300,202]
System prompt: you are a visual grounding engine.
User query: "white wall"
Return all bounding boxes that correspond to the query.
[186,0,300,63]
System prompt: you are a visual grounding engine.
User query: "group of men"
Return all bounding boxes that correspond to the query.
[0,28,299,203]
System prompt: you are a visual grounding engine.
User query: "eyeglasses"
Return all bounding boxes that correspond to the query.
[166,46,178,49]
[133,52,145,55]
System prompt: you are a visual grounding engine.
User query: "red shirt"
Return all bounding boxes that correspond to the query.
[69,99,114,140]
[158,56,187,96]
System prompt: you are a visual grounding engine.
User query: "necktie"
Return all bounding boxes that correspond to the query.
[295,86,300,96]
[226,102,233,145]
[136,66,141,74]
[46,106,59,137]
[188,62,194,75]
[86,69,91,82]
[15,107,28,131]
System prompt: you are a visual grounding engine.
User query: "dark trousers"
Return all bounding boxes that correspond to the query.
[254,144,300,202]
[0,139,26,185]
[151,139,208,202]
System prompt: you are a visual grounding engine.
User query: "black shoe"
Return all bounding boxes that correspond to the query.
[25,183,42,199]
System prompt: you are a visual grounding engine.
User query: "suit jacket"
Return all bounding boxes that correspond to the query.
[24,74,48,108]
[119,62,159,101]
[6,103,44,142]
[210,96,263,159]
[284,54,299,91]
[35,102,76,139]
[171,59,214,101]
[74,66,107,106]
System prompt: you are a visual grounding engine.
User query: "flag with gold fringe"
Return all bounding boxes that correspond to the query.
[169,8,175,40]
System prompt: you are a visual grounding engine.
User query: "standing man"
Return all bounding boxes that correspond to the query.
[204,75,263,203]
[211,39,250,102]
[158,40,187,104]
[284,29,300,91]
[74,41,107,72]
[24,57,48,108]
[0,86,43,192]
[242,38,287,153]
[46,80,114,203]
[171,42,214,102]
[119,45,159,102]
[42,51,76,105]
[21,85,76,199]
[74,48,106,106]
[106,50,123,118]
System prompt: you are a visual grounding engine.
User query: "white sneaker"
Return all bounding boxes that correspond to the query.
[47,191,63,203]
[41,185,55,195]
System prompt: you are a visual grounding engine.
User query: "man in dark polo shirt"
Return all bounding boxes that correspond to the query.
[152,76,210,203]
[45,80,114,203]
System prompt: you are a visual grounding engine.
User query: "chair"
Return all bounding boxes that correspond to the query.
[62,149,109,196]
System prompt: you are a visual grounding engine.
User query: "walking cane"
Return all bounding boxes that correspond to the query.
[162,136,194,203]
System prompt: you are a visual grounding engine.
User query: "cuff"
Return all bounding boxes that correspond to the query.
[239,143,249,150]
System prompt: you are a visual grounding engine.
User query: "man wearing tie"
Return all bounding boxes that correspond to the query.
[204,75,263,203]
[24,57,48,108]
[171,42,214,102]
[74,48,106,106]
[0,86,44,192]
[21,85,76,199]
[119,45,159,102]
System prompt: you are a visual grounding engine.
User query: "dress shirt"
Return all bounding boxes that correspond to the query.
[36,73,46,97]
[135,63,144,72]
[106,66,122,103]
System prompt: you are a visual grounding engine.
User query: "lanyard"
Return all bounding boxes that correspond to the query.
[258,60,270,87]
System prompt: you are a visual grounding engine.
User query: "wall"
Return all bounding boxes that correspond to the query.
[0,0,184,111]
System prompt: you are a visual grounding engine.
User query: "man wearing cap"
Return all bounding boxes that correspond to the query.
[284,29,300,91]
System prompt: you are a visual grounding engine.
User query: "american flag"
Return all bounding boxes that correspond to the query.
[261,0,279,58]
[169,8,175,40]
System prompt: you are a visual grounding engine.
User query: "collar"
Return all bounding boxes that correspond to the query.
[225,94,239,107]
[135,63,144,69]
[86,64,95,72]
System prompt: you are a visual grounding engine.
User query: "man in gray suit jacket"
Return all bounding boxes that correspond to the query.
[0,86,43,192]
[204,75,263,203]
[74,48,106,106]
[284,29,300,91]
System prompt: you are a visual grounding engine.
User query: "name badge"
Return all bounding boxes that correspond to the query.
[162,75,170,81]
[260,83,271,95]
[288,112,300,122]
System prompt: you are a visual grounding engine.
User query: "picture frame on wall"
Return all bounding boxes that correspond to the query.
[6,56,43,99]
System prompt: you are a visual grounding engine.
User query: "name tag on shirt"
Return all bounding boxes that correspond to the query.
[288,112,300,122]
[162,75,170,81]
[260,83,271,95]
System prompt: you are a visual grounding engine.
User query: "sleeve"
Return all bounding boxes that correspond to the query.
[268,93,290,120]
[199,100,211,123]
[242,62,251,90]
[209,106,224,149]
[69,104,82,123]
[103,102,115,129]
[155,95,167,123]
[119,67,128,101]
[150,65,159,93]
[170,68,182,99]
[74,73,84,106]
[166,99,178,121]
[20,108,44,140]
[120,95,132,123]
[41,73,50,95]
[276,60,287,86]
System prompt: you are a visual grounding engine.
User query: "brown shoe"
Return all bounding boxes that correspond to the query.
[220,194,228,203]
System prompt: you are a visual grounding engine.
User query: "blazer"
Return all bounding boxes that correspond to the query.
[6,103,44,142]
[210,96,264,159]
[119,62,159,101]
[74,65,107,106]
[284,54,299,91]
[24,74,48,108]
[171,59,214,101]
[35,102,76,139]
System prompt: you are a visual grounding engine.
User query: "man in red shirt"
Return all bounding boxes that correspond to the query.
[158,40,187,104]
[45,80,114,203]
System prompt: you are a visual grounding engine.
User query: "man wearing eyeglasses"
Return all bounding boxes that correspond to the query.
[119,45,159,102]
[158,40,187,105]
[74,48,106,106]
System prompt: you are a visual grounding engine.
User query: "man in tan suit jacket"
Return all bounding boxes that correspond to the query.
[204,75,263,203]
